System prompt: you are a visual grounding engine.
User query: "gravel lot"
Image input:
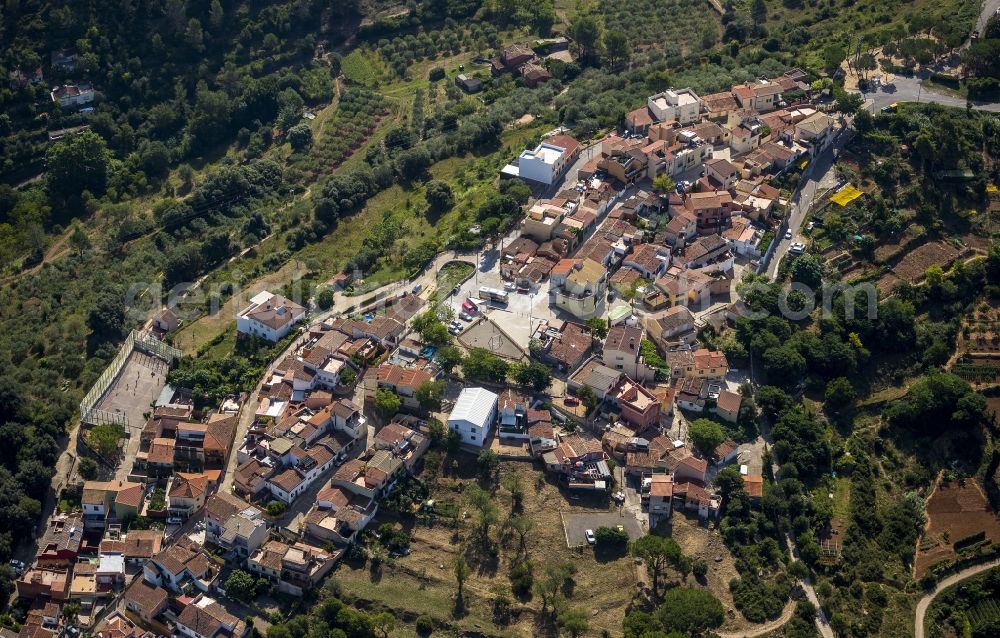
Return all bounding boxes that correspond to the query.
[562,510,645,548]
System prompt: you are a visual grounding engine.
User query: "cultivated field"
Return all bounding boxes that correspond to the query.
[889,241,963,283]
[914,477,1000,577]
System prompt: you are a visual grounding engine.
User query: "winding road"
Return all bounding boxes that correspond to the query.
[913,559,1000,638]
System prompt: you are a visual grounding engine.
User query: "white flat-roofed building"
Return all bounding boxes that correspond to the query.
[502,135,581,185]
[647,89,702,126]
[447,387,499,447]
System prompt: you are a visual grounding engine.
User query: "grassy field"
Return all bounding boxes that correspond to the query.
[342,49,385,86]
[436,261,475,295]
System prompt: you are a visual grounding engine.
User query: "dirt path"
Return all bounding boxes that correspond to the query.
[914,558,1000,638]
[0,229,73,285]
[716,599,796,638]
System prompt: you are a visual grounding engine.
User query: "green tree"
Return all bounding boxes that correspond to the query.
[714,465,744,499]
[507,514,534,554]
[88,423,124,459]
[501,469,525,511]
[209,0,224,29]
[287,124,313,151]
[46,131,111,206]
[569,13,604,63]
[604,30,629,67]
[750,0,768,24]
[652,175,676,193]
[462,347,509,382]
[371,611,396,638]
[453,554,470,600]
[416,380,445,412]
[824,377,855,411]
[556,607,589,637]
[374,389,402,417]
[266,500,286,517]
[594,526,629,548]
[655,587,724,635]
[631,534,684,597]
[585,316,609,339]
[688,418,726,457]
[477,448,500,482]
[436,345,463,373]
[510,361,552,391]
[577,385,599,414]
[790,254,823,290]
[225,569,257,602]
[834,91,865,116]
[425,180,454,212]
[77,457,99,480]
[316,288,334,310]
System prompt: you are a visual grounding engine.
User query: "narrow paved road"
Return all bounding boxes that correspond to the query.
[766,127,852,279]
[914,558,1000,638]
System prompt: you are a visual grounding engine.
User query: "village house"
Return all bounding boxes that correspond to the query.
[122,578,168,625]
[681,234,731,269]
[552,258,607,319]
[568,358,623,401]
[714,389,743,423]
[732,80,783,113]
[81,481,144,529]
[363,364,433,410]
[713,439,740,466]
[142,537,217,594]
[610,376,661,429]
[539,320,593,372]
[35,515,85,566]
[236,291,306,342]
[722,217,764,258]
[447,387,498,447]
[454,74,482,93]
[175,595,249,638]
[675,376,709,412]
[647,88,703,126]
[622,243,669,279]
[248,540,337,595]
[602,325,655,382]
[503,135,580,186]
[648,474,674,525]
[644,306,697,350]
[692,348,729,379]
[50,83,94,108]
[372,420,429,470]
[166,472,217,519]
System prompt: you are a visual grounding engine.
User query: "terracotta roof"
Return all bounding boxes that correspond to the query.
[548,134,580,157]
[123,530,162,559]
[716,390,742,413]
[527,421,554,440]
[148,438,176,465]
[269,467,306,493]
[626,107,654,128]
[713,438,739,462]
[376,364,433,390]
[676,456,708,475]
[115,482,144,509]
[124,578,167,611]
[605,325,643,352]
[547,322,592,367]
[743,475,764,498]
[374,422,410,447]
[177,600,243,638]
[693,348,728,372]
[317,485,352,509]
[650,474,674,497]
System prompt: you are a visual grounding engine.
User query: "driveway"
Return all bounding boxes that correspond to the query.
[864,74,1000,113]
[561,510,645,547]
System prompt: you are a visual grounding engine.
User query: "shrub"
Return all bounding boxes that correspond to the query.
[509,560,534,598]
[428,67,445,81]
[77,457,99,480]
[266,500,286,516]
[594,526,629,548]
[415,614,434,635]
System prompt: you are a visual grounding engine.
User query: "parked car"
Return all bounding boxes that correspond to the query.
[166,517,183,525]
[458,311,473,321]
[784,229,793,240]
[564,396,580,406]
[585,529,596,545]
[411,283,423,294]
[503,281,516,291]
[790,242,805,255]
[452,285,461,296]
[9,559,25,573]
